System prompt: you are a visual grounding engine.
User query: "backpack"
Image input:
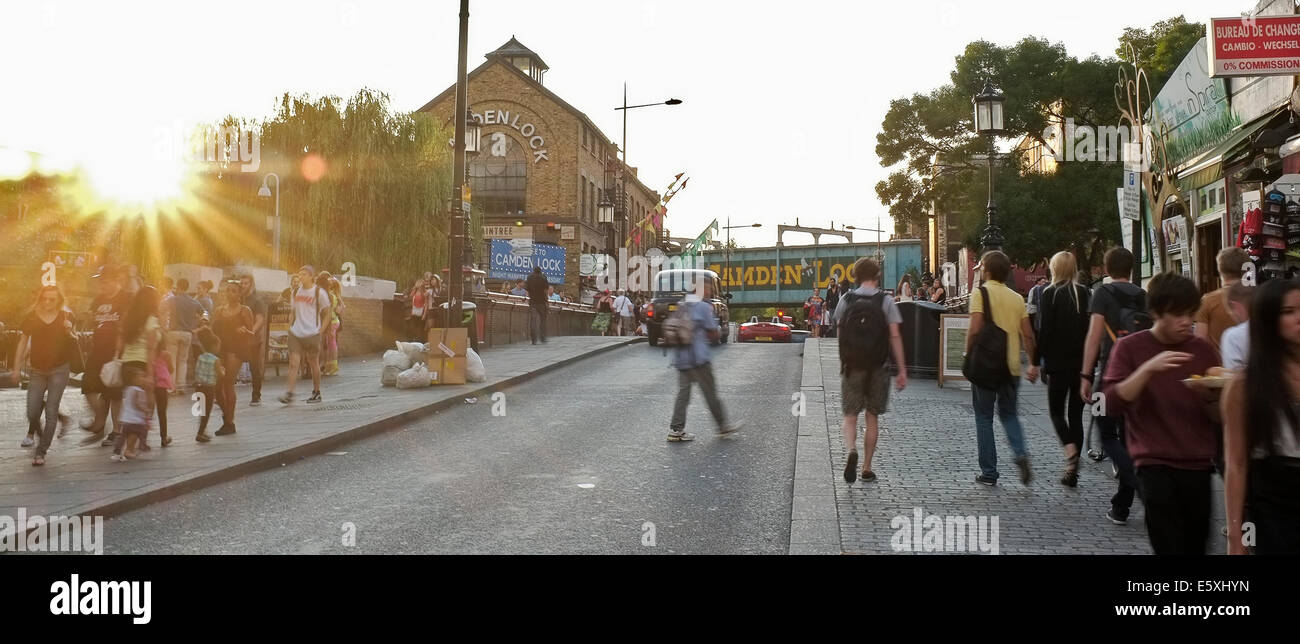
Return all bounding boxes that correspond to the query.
[661,302,697,347]
[837,291,889,374]
[961,287,1011,389]
[1101,283,1152,344]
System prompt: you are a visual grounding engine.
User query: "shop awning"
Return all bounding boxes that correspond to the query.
[1174,108,1288,193]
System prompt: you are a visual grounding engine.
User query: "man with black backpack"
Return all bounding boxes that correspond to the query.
[1079,247,1150,524]
[834,258,907,483]
[964,251,1039,486]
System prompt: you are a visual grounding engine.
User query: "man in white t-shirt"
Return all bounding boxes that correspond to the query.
[612,290,635,336]
[1219,282,1253,371]
[279,265,331,405]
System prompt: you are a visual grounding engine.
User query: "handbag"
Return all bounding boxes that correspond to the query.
[100,359,123,388]
[961,286,1011,390]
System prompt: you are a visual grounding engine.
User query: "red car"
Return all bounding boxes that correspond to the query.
[737,315,793,343]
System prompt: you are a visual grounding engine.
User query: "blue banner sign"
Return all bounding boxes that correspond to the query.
[490,239,566,285]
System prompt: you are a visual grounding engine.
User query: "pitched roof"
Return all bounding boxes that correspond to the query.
[487,36,548,70]
[416,46,659,201]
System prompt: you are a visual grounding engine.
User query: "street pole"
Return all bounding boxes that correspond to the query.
[622,83,628,259]
[447,0,469,329]
[725,215,731,295]
[980,135,1005,253]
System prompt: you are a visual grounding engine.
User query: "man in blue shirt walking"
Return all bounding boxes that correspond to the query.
[668,280,740,442]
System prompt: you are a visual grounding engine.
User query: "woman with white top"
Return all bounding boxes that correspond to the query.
[1223,278,1300,554]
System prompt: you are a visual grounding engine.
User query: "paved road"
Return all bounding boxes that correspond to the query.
[101,341,803,554]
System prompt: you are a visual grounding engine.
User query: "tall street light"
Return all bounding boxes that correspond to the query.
[257,173,280,268]
[446,0,474,329]
[846,220,887,262]
[615,86,681,257]
[722,218,761,297]
[973,81,1006,253]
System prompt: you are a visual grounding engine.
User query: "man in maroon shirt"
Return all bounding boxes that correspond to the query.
[1101,272,1220,555]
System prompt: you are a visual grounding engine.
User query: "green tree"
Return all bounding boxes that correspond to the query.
[1117,16,1205,90]
[875,37,1124,270]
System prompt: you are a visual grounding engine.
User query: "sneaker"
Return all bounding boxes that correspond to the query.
[278,392,295,405]
[214,424,236,436]
[101,434,117,447]
[718,421,742,436]
[976,474,998,486]
[80,431,105,446]
[196,431,211,443]
[1106,508,1128,525]
[667,430,696,442]
[161,436,173,447]
[20,435,35,448]
[307,391,322,404]
[109,453,127,462]
[1016,456,1033,485]
[844,451,859,483]
[250,397,262,407]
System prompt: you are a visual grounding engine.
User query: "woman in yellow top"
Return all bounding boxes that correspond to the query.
[117,285,163,450]
[319,273,345,376]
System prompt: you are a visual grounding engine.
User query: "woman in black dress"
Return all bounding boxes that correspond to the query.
[1033,251,1092,487]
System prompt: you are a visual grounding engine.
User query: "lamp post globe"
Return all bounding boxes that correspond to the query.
[972,81,1006,253]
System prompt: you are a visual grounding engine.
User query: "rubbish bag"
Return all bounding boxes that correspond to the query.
[466,348,486,383]
[395,341,427,360]
[383,349,412,370]
[380,364,401,387]
[396,362,432,389]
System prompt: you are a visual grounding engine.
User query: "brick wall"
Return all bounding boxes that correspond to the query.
[337,298,386,357]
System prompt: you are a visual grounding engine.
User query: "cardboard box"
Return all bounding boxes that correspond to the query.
[427,328,469,357]
[429,357,467,385]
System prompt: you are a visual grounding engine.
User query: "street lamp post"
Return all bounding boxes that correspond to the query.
[257,173,280,268]
[615,86,681,258]
[446,0,482,329]
[722,217,761,297]
[972,81,1007,253]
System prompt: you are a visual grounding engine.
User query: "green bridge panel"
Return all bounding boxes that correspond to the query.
[699,240,923,307]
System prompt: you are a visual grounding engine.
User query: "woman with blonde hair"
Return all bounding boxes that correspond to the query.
[317,272,344,376]
[1031,251,1092,487]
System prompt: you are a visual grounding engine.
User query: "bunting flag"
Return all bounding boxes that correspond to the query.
[626,172,690,246]
[680,218,719,258]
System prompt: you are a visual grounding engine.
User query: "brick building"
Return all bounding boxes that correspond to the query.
[419,37,663,300]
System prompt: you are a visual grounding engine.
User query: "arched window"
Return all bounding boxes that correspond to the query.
[469,131,527,215]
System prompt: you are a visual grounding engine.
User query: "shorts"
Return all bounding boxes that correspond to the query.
[121,422,148,439]
[81,360,122,399]
[287,333,321,356]
[841,366,890,417]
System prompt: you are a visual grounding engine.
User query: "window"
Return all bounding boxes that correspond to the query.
[1198,180,1227,216]
[469,132,527,216]
[580,177,587,223]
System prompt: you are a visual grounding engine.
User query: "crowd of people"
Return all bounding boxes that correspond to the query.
[10,263,346,465]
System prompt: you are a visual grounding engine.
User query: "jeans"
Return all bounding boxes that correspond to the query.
[1046,372,1083,451]
[670,363,728,430]
[530,306,548,343]
[1137,465,1212,555]
[249,341,265,401]
[27,364,70,458]
[1098,415,1139,517]
[972,378,1029,479]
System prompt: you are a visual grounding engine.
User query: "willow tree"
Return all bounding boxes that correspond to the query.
[193,89,457,286]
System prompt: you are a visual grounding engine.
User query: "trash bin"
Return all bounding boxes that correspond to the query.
[438,301,479,350]
[897,301,945,379]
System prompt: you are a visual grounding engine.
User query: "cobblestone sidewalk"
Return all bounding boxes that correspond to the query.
[808,339,1228,555]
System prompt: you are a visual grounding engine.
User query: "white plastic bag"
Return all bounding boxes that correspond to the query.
[396,362,432,389]
[380,365,401,387]
[383,349,412,370]
[466,348,486,383]
[395,341,426,360]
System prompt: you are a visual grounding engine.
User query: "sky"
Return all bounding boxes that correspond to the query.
[0,0,1241,249]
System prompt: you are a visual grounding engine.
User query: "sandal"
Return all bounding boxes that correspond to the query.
[860,470,877,482]
[32,456,45,466]
[1061,454,1079,488]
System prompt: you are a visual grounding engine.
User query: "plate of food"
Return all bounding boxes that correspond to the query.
[1183,367,1234,389]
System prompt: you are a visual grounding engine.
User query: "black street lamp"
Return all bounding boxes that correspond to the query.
[614,85,681,257]
[972,81,1006,253]
[722,218,761,297]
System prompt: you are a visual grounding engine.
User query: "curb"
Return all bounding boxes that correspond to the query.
[788,338,843,555]
[45,337,647,525]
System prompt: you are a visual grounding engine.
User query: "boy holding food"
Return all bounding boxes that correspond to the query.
[1100,272,1221,555]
